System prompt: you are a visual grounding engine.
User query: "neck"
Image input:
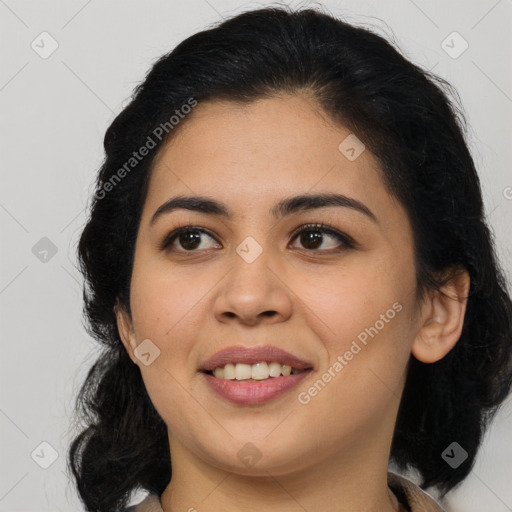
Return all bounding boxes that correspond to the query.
[160,427,403,512]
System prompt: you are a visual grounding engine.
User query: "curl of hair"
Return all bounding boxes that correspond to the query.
[68,6,512,510]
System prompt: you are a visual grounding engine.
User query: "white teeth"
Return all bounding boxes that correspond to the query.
[235,363,252,380]
[223,363,236,380]
[251,362,269,380]
[269,361,282,377]
[210,361,305,380]
[282,365,292,376]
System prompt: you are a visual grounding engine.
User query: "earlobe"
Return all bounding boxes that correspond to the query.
[114,299,139,365]
[411,268,470,364]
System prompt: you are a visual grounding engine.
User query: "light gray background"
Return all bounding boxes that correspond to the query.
[1,0,511,511]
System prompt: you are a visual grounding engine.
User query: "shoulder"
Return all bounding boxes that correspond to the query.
[123,475,445,512]
[388,471,446,512]
[124,493,163,512]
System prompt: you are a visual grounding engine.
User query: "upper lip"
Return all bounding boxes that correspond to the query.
[199,345,313,372]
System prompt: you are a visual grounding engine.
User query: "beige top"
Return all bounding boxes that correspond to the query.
[126,471,445,511]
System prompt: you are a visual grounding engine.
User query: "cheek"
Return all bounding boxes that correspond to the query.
[293,255,414,349]
[129,254,209,340]
[292,251,416,400]
[128,259,210,426]
[296,300,414,440]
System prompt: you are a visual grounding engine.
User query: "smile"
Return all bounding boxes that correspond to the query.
[206,361,306,380]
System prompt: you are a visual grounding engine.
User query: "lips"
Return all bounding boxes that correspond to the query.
[199,345,313,372]
[198,345,314,405]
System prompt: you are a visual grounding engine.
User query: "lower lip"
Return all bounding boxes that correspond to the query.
[201,371,311,405]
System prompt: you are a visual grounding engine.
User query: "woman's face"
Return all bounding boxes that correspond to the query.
[117,94,424,476]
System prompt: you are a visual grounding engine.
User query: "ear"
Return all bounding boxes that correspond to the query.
[412,268,471,363]
[114,299,139,366]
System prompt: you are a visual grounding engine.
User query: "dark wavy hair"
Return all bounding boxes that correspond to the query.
[67,5,512,511]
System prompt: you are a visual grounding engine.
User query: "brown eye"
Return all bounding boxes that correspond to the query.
[161,227,220,252]
[177,230,202,250]
[290,223,355,252]
[297,230,324,250]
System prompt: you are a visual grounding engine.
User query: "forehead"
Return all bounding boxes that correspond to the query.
[142,95,401,225]
[153,94,368,170]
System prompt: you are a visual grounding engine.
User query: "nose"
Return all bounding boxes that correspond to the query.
[213,247,293,327]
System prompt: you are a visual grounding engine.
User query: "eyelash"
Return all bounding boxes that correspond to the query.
[160,223,356,254]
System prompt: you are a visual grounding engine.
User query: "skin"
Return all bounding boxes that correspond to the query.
[116,94,470,512]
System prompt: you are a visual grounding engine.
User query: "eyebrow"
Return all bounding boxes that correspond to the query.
[150,193,377,226]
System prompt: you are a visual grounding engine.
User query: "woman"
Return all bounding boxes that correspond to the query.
[68,6,512,512]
